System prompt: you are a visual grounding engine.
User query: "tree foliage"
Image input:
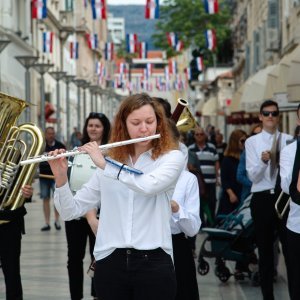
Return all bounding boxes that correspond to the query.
[153,0,232,62]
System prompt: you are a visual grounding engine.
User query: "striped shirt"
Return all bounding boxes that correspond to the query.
[188,143,219,184]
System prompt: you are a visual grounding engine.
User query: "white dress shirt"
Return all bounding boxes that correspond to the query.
[54,149,185,261]
[245,129,292,192]
[280,141,300,233]
[170,170,201,237]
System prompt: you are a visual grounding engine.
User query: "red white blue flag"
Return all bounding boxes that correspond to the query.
[139,42,148,59]
[119,62,126,75]
[205,29,217,51]
[145,0,159,19]
[167,32,178,49]
[185,67,192,81]
[175,40,184,52]
[43,31,53,53]
[204,0,219,14]
[126,33,138,53]
[31,0,47,19]
[91,0,107,20]
[146,63,152,79]
[86,33,98,49]
[105,42,114,61]
[70,41,79,59]
[169,60,177,74]
[164,66,170,81]
[196,57,204,71]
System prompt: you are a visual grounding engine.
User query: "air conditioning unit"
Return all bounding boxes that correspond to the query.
[266,28,279,51]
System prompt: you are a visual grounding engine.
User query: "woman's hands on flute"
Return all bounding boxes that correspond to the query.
[48,149,69,188]
[79,142,106,170]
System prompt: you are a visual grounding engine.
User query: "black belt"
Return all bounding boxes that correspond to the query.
[115,247,164,256]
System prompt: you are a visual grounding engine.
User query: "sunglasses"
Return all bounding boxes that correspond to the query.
[261,110,279,117]
[89,112,104,118]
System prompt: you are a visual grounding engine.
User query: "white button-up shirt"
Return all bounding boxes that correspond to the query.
[170,170,201,237]
[280,141,300,233]
[54,149,185,261]
[245,129,292,192]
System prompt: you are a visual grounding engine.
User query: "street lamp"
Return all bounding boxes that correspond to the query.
[63,74,75,146]
[72,79,86,131]
[49,70,66,141]
[81,81,90,120]
[0,38,11,90]
[15,55,39,122]
[32,62,54,131]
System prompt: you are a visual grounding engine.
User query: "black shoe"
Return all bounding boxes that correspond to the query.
[54,221,61,230]
[41,224,51,231]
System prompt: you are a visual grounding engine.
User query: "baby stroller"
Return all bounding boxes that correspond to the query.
[197,194,259,284]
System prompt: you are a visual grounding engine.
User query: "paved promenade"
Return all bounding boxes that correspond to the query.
[0,183,290,299]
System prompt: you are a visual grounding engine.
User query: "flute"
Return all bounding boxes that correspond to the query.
[20,134,161,166]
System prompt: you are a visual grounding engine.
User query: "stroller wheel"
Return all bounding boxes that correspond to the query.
[218,267,231,283]
[197,259,210,275]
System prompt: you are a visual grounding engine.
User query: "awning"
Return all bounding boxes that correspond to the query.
[287,45,300,101]
[229,83,245,113]
[202,97,217,116]
[240,65,277,112]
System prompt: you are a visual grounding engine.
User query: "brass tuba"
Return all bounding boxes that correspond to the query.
[0,92,45,224]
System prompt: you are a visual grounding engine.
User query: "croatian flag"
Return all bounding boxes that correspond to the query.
[175,40,184,52]
[105,42,114,61]
[91,0,107,20]
[167,32,178,49]
[196,57,204,71]
[43,31,53,53]
[146,63,152,79]
[205,29,217,51]
[119,62,126,75]
[96,61,102,75]
[86,34,98,49]
[169,60,177,74]
[31,0,47,19]
[204,0,219,14]
[126,34,138,53]
[145,0,159,19]
[164,66,170,81]
[139,42,148,59]
[70,41,79,59]
[185,67,192,80]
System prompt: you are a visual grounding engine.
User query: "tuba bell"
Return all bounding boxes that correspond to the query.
[171,98,198,132]
[0,92,45,224]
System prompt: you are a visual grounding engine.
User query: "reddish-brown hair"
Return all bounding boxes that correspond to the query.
[108,93,178,163]
[224,129,247,160]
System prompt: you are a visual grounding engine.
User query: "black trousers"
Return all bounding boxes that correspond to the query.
[250,191,289,300]
[0,220,23,300]
[172,233,199,300]
[65,219,96,300]
[94,248,176,300]
[286,228,300,300]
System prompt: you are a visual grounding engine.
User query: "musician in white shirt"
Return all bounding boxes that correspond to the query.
[280,103,300,300]
[245,99,292,300]
[48,93,185,300]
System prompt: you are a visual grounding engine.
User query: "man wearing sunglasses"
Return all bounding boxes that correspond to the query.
[245,99,292,300]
